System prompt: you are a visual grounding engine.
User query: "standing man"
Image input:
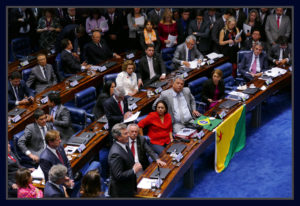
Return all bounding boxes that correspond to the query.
[108,123,142,197]
[176,9,191,44]
[26,53,57,94]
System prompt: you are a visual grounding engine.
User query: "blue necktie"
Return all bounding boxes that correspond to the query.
[188,50,192,61]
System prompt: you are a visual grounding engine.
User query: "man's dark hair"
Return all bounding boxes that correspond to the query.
[34,109,45,120]
[224,9,234,16]
[75,25,86,36]
[251,28,261,35]
[195,10,204,17]
[276,36,288,45]
[48,92,61,105]
[145,44,155,50]
[182,8,190,14]
[61,38,70,50]
[10,71,22,80]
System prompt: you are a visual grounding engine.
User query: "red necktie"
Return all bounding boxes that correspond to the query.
[8,154,16,162]
[131,140,135,158]
[277,15,280,29]
[118,101,123,114]
[56,149,64,164]
[72,16,75,23]
[251,56,258,74]
[197,22,201,30]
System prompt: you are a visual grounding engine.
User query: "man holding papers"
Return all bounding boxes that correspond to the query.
[172,35,203,69]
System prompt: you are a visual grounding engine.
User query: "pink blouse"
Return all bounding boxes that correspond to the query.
[86,16,109,35]
[17,184,43,198]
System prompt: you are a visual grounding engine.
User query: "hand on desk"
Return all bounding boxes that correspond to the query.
[159,74,166,80]
[113,53,121,59]
[183,61,190,68]
[250,72,263,77]
[156,159,167,167]
[192,110,201,117]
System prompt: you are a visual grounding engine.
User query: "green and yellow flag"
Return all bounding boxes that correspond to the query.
[215,105,246,173]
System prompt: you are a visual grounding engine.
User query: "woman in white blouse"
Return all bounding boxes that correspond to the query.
[116,60,141,96]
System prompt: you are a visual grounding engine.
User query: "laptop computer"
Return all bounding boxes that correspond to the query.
[148,81,167,88]
[149,167,171,180]
[219,99,239,109]
[66,132,96,146]
[8,108,26,116]
[101,61,117,68]
[242,88,259,95]
[127,97,141,105]
[167,143,187,154]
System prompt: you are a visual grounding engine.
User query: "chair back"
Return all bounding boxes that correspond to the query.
[75,87,97,114]
[65,106,87,132]
[188,76,208,102]
[11,37,32,60]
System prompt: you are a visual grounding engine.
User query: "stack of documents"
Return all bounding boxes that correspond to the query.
[264,67,287,78]
[206,52,224,60]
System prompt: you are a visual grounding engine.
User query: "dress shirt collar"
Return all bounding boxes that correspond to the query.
[65,49,72,53]
[47,145,59,157]
[172,89,182,97]
[222,15,226,23]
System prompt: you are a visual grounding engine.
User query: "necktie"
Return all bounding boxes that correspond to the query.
[118,101,123,114]
[14,86,19,100]
[125,144,134,160]
[56,149,64,164]
[98,43,102,48]
[188,49,192,61]
[277,15,280,29]
[8,154,16,162]
[110,14,114,24]
[251,56,258,74]
[43,67,47,79]
[176,93,185,123]
[197,22,201,30]
[41,126,46,148]
[131,140,135,158]
[72,16,75,23]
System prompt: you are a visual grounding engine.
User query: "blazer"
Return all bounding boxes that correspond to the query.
[139,29,161,53]
[135,135,158,170]
[137,54,166,86]
[50,104,74,144]
[26,64,57,94]
[44,181,66,198]
[8,151,23,189]
[188,20,210,52]
[238,52,269,81]
[39,144,73,181]
[172,42,203,69]
[18,122,53,157]
[203,11,221,27]
[201,79,225,104]
[265,14,291,44]
[127,13,147,39]
[147,9,164,27]
[242,39,268,52]
[211,17,225,45]
[8,80,34,111]
[176,18,191,45]
[84,39,113,65]
[61,50,82,74]
[104,11,123,36]
[108,142,136,197]
[153,87,196,123]
[103,96,129,130]
[268,43,292,65]
[234,9,247,31]
[92,93,110,119]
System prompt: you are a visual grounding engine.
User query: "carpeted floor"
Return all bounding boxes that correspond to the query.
[169,89,292,198]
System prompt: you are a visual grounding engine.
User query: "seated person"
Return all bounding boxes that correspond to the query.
[116,60,140,96]
[16,168,43,198]
[239,42,269,81]
[172,35,203,69]
[139,20,161,53]
[61,38,91,75]
[44,164,70,198]
[8,71,34,111]
[46,92,74,144]
[268,36,292,66]
[137,44,166,87]
[242,28,267,51]
[153,75,201,133]
[92,80,116,119]
[138,100,173,155]
[79,170,103,198]
[202,69,225,110]
[85,9,109,36]
[84,31,121,65]
[26,53,57,94]
[18,109,53,165]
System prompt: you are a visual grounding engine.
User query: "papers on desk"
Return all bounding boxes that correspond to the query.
[166,34,177,48]
[176,128,197,137]
[123,111,141,123]
[189,60,198,69]
[264,67,287,78]
[243,24,251,34]
[91,65,107,72]
[137,178,158,189]
[235,30,243,40]
[228,91,249,101]
[135,16,145,26]
[206,52,224,60]
[31,166,44,180]
[64,145,79,155]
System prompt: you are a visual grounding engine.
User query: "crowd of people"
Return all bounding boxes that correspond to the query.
[8,7,292,198]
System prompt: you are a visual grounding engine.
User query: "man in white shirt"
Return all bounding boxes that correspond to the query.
[268,36,292,66]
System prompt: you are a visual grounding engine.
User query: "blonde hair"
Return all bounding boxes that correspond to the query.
[161,9,173,24]
[225,17,236,31]
[212,69,223,78]
[45,130,60,144]
[122,60,136,72]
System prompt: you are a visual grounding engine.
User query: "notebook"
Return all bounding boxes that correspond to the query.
[242,88,259,95]
[8,108,26,116]
[127,97,141,105]
[167,143,187,154]
[219,99,239,109]
[66,132,96,146]
[101,61,117,68]
[149,167,171,180]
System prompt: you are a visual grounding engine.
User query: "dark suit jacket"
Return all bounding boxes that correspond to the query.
[234,9,247,31]
[201,79,225,104]
[44,181,66,198]
[203,11,221,27]
[268,43,292,65]
[61,50,82,74]
[39,144,73,181]
[137,54,166,86]
[136,135,158,170]
[139,29,161,53]
[239,52,269,81]
[92,93,110,119]
[84,40,113,65]
[104,12,123,36]
[8,80,34,111]
[211,17,225,45]
[242,39,268,52]
[108,142,136,197]
[176,18,191,44]
[55,24,79,52]
[147,9,164,28]
[8,151,23,189]
[60,14,81,27]
[50,104,74,144]
[188,20,210,52]
[26,64,57,94]
[18,122,53,157]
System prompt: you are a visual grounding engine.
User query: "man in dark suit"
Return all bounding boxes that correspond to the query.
[61,38,91,75]
[233,8,247,31]
[46,93,74,144]
[188,10,210,54]
[44,164,69,198]
[84,31,121,65]
[8,71,34,111]
[108,123,142,197]
[172,35,204,69]
[137,44,166,87]
[127,124,166,177]
[176,9,191,45]
[268,36,292,66]
[239,43,269,82]
[211,9,233,52]
[18,109,53,165]
[39,130,74,184]
[26,53,57,94]
[147,8,164,28]
[60,8,81,27]
[204,8,221,29]
[258,8,270,42]
[242,29,268,52]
